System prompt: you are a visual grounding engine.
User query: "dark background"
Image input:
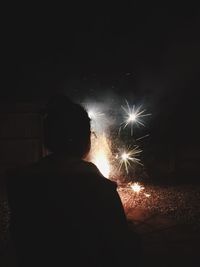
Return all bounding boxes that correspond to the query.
[2,3,200,184]
[0,6,200,267]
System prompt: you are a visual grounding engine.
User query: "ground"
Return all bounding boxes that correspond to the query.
[128,208,200,266]
[119,184,200,266]
[0,185,200,266]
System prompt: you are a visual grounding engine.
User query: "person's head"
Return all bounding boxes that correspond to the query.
[44,95,91,159]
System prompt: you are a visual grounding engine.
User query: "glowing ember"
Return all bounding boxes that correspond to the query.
[130,182,144,193]
[144,193,151,198]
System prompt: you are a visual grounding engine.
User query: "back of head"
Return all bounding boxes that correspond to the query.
[44,94,91,158]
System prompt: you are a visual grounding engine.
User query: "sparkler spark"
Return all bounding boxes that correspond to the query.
[121,152,130,161]
[128,113,137,122]
[88,110,104,120]
[121,100,151,135]
[118,146,143,174]
[83,99,151,183]
[130,182,144,193]
[88,111,95,119]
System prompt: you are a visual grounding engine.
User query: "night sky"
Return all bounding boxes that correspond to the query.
[3,4,200,182]
[4,4,199,98]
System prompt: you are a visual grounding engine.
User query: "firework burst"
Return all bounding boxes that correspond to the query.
[117,146,143,174]
[83,99,151,183]
[130,182,144,193]
[121,100,151,135]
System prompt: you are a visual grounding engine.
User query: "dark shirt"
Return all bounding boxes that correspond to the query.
[7,155,141,267]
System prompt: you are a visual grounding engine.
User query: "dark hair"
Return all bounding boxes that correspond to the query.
[43,95,91,158]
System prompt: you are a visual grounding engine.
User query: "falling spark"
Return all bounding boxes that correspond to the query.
[136,134,150,141]
[118,146,143,174]
[121,100,151,135]
[130,182,144,193]
[144,193,151,198]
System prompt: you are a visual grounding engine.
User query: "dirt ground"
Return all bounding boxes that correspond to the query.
[128,208,200,267]
[1,185,200,267]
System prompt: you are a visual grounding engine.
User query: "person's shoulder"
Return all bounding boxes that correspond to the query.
[81,161,117,190]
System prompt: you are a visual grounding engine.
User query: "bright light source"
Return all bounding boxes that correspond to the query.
[87,133,111,178]
[121,152,129,161]
[128,113,137,122]
[88,111,95,119]
[130,182,144,193]
[121,100,151,135]
[118,147,143,174]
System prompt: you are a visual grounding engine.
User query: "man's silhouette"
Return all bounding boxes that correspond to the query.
[6,95,141,267]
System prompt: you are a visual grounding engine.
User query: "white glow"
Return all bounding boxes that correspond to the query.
[130,182,144,193]
[121,100,151,135]
[93,150,110,178]
[88,111,95,119]
[121,152,129,161]
[87,133,111,178]
[128,113,137,122]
